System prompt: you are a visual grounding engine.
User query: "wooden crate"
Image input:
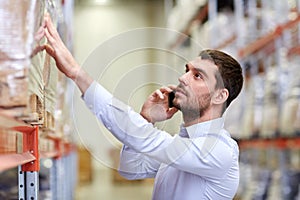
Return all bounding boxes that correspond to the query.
[16,50,46,124]
[43,111,55,131]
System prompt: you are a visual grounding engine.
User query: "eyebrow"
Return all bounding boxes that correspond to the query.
[185,63,209,78]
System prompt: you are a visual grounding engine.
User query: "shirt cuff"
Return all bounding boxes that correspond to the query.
[82,81,113,115]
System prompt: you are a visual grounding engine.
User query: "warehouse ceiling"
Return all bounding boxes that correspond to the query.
[75,0,162,6]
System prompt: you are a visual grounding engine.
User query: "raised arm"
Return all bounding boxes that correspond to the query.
[39,14,93,94]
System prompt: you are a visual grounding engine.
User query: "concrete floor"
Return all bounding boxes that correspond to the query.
[75,169,154,200]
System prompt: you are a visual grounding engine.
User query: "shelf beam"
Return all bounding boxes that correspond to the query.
[238,13,300,59]
[169,3,208,49]
[239,137,300,150]
[0,152,36,172]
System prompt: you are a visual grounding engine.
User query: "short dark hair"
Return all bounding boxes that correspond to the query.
[199,49,243,109]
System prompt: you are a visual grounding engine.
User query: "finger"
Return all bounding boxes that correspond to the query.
[154,89,164,99]
[160,86,173,94]
[34,26,45,41]
[45,14,60,40]
[40,14,47,28]
[168,85,177,91]
[30,45,45,58]
[44,28,56,46]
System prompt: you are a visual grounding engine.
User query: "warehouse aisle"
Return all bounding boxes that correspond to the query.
[75,169,153,200]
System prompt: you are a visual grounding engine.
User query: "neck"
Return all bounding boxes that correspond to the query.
[182,108,222,127]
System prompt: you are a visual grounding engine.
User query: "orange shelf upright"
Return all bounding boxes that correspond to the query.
[239,137,300,150]
[0,124,40,171]
[13,126,40,171]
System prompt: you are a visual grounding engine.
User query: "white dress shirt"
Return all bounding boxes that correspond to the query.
[83,81,239,200]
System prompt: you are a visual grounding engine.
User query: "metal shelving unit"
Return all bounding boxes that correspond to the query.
[0,0,77,199]
[0,113,77,199]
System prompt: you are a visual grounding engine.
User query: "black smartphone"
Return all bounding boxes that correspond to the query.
[168,91,175,108]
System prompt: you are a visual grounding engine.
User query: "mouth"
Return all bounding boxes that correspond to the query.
[174,87,186,97]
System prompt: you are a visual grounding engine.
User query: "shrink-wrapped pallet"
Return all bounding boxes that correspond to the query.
[0,63,29,108]
[42,0,61,129]
[27,48,46,122]
[43,0,74,133]
[0,0,44,117]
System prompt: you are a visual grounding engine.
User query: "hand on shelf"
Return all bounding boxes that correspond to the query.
[34,13,93,95]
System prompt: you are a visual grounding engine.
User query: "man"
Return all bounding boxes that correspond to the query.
[39,15,243,199]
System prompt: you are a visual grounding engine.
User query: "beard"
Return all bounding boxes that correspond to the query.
[174,92,212,119]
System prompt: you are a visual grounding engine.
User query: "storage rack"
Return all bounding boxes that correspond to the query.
[0,114,77,199]
[166,0,300,199]
[0,0,77,199]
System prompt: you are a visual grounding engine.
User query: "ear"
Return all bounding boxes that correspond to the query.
[212,88,229,105]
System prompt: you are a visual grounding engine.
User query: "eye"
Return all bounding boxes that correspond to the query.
[194,73,203,79]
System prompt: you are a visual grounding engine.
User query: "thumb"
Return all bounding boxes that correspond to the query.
[31,45,46,58]
[43,44,55,58]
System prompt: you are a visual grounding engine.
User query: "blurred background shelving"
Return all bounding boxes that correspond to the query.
[167,0,300,199]
[1,0,300,199]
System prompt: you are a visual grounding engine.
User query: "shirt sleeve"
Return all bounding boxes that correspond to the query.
[82,81,235,180]
[118,145,161,179]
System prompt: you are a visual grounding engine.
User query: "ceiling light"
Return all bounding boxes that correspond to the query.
[94,0,108,5]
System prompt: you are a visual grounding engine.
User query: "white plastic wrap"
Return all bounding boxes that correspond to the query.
[0,0,43,61]
[0,68,29,108]
[0,0,44,110]
[44,55,58,115]
[43,0,62,119]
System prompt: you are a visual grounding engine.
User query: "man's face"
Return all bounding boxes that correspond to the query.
[173,57,219,117]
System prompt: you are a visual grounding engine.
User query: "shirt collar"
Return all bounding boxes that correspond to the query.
[180,117,225,138]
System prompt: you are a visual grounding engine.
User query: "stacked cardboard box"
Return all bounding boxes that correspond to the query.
[0,0,44,116]
[0,0,45,119]
[0,0,64,132]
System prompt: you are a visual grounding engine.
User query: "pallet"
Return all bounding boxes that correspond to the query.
[43,111,55,131]
[18,94,44,125]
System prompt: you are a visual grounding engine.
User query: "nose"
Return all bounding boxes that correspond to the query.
[178,73,189,86]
